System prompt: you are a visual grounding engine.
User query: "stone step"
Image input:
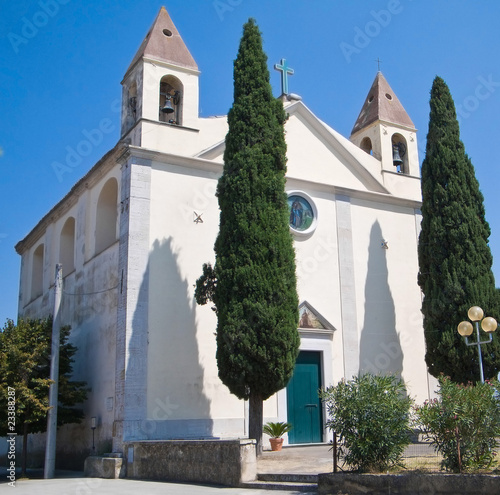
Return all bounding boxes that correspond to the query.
[102,452,123,458]
[258,473,319,484]
[241,480,317,492]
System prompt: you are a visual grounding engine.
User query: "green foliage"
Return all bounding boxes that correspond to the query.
[0,317,88,435]
[415,375,500,472]
[195,18,299,402]
[194,262,216,307]
[320,374,413,473]
[263,421,292,438]
[418,76,500,383]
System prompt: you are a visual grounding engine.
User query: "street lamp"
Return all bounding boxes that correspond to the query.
[91,417,97,455]
[457,306,498,383]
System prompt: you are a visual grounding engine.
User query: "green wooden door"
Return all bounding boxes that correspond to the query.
[286,351,323,444]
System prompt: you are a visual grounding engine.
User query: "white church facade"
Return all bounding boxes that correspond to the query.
[15,7,434,466]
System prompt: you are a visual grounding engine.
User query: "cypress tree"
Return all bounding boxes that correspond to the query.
[418,76,500,383]
[196,19,299,453]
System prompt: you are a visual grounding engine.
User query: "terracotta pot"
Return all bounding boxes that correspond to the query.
[269,437,284,451]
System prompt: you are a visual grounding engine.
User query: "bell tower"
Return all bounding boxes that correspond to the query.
[350,72,419,178]
[120,7,200,153]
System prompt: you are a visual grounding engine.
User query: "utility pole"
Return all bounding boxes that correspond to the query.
[44,263,62,479]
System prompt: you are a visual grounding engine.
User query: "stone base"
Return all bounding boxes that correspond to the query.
[124,439,256,487]
[84,453,125,479]
[318,472,500,495]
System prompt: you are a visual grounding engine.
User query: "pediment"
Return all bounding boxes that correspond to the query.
[284,102,388,194]
[298,301,336,332]
[197,102,388,194]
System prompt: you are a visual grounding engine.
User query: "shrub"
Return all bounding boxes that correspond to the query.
[414,375,500,472]
[320,373,413,472]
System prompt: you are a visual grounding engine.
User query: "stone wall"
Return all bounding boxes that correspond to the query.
[318,472,500,494]
[84,454,125,479]
[124,439,256,487]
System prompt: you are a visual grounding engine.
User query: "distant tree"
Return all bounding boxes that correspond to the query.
[0,318,87,475]
[418,76,500,383]
[195,19,299,454]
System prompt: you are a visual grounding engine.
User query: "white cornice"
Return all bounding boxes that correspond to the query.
[285,176,422,210]
[119,145,223,175]
[121,56,201,83]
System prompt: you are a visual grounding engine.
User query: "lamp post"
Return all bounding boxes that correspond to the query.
[91,417,97,455]
[457,306,498,383]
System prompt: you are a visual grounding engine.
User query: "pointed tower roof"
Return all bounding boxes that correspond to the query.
[351,72,414,136]
[126,7,198,74]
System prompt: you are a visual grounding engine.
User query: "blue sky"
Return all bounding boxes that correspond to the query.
[1,0,500,324]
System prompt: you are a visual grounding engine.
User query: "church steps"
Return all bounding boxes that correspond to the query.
[241,480,317,492]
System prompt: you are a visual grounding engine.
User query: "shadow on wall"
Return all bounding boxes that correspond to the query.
[128,237,213,439]
[359,221,403,380]
[56,250,119,468]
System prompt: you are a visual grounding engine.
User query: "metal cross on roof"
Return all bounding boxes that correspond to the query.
[274,58,294,95]
[376,57,382,71]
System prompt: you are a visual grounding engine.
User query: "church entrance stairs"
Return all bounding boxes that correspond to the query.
[240,444,333,492]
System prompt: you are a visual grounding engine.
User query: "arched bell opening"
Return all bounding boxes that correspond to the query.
[360,137,373,155]
[128,81,138,121]
[391,133,408,174]
[123,81,138,133]
[159,75,183,125]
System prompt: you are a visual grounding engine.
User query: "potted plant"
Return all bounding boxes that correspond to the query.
[263,421,292,451]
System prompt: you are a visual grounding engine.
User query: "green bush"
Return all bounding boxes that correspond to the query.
[320,374,413,472]
[415,375,500,472]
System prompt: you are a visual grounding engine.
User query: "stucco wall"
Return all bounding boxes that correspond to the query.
[146,161,245,439]
[16,164,121,468]
[350,198,429,403]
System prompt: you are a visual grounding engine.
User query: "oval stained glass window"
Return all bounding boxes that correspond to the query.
[288,195,314,232]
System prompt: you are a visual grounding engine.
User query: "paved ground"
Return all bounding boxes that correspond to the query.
[258,444,334,475]
[1,477,311,495]
[1,445,332,494]
[3,444,439,494]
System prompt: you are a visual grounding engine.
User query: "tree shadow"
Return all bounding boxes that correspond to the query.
[126,237,213,439]
[359,221,403,380]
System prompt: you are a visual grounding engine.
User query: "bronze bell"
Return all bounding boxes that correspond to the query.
[392,142,405,167]
[161,96,174,114]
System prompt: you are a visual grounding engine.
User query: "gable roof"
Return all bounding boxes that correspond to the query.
[126,6,198,74]
[351,72,415,136]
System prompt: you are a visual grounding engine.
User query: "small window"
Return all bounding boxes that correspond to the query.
[159,75,183,125]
